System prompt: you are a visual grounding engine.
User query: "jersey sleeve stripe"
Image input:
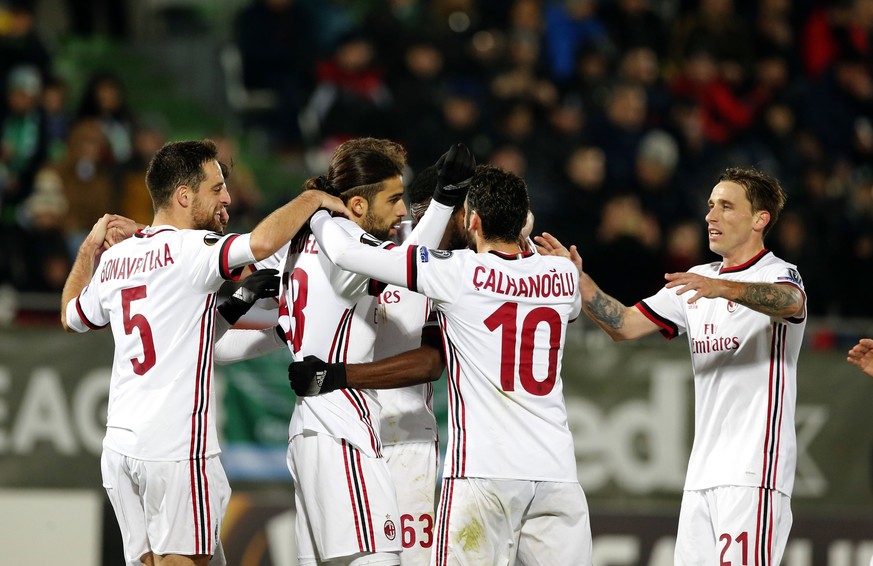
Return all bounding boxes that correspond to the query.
[406,245,419,292]
[635,300,678,339]
[75,296,107,329]
[367,278,388,296]
[219,234,241,280]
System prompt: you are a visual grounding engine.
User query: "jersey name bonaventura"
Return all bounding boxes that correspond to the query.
[66,227,254,461]
[636,250,806,495]
[372,220,438,446]
[278,218,389,458]
[309,210,583,481]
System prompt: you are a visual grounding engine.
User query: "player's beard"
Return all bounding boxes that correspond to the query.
[442,212,468,251]
[464,207,477,252]
[360,209,393,241]
[191,195,227,233]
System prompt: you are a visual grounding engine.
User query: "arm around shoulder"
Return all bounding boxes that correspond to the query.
[249,190,348,261]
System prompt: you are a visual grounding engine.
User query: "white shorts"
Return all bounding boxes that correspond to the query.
[675,486,792,566]
[288,432,402,565]
[101,447,229,565]
[383,441,438,566]
[432,477,592,566]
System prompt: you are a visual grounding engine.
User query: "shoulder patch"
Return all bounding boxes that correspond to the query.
[429,249,453,259]
[419,247,429,263]
[360,232,384,247]
[777,267,803,286]
[203,232,222,246]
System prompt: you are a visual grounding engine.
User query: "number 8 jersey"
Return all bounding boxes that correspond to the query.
[65,226,255,461]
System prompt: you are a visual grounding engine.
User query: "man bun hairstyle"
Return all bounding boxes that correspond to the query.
[304,138,407,204]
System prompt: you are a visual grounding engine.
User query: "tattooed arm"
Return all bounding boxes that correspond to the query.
[664,272,804,318]
[579,271,662,341]
[534,231,659,341]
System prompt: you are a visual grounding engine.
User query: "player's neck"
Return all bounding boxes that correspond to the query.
[476,238,523,255]
[720,243,766,268]
[152,209,193,230]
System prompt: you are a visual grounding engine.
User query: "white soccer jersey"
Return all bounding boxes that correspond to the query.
[309,211,583,482]
[278,218,385,457]
[636,249,806,496]
[372,284,438,445]
[371,218,439,446]
[65,226,255,461]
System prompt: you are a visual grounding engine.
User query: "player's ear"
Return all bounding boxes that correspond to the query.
[347,195,367,219]
[754,210,770,233]
[176,184,191,208]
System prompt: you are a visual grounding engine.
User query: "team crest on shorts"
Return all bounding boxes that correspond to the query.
[203,232,222,246]
[384,517,396,540]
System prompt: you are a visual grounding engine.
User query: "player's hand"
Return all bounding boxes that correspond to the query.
[534,232,582,275]
[664,272,723,304]
[104,215,139,249]
[434,143,476,207]
[288,355,348,396]
[217,268,280,324]
[848,338,873,377]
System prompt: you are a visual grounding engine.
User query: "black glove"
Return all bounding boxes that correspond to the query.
[433,143,476,207]
[288,355,348,396]
[217,268,280,324]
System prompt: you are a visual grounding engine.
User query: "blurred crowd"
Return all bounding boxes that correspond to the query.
[2,0,873,318]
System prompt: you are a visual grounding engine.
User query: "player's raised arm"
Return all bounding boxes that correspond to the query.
[248,189,348,260]
[61,214,116,332]
[664,271,805,319]
[535,231,659,341]
[309,210,411,287]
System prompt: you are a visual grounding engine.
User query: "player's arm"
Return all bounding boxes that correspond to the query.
[289,345,444,396]
[664,272,804,319]
[534,231,659,341]
[848,338,873,378]
[405,143,476,247]
[248,189,348,260]
[61,214,115,332]
[215,326,286,365]
[310,210,413,290]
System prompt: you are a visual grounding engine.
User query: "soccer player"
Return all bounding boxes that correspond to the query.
[307,164,593,565]
[848,338,873,377]
[60,139,347,566]
[287,164,470,565]
[539,166,806,565]
[273,138,473,566]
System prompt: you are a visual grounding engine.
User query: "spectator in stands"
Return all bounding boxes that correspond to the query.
[53,118,115,255]
[588,81,649,190]
[0,0,51,113]
[602,0,669,57]
[543,0,610,84]
[0,167,70,292]
[234,0,315,150]
[118,123,166,226]
[0,64,48,222]
[302,30,395,144]
[585,193,663,304]
[76,71,135,163]
[41,75,71,161]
